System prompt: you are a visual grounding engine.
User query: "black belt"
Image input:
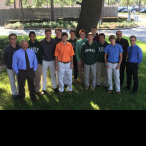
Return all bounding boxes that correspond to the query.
[108,62,119,64]
[19,68,34,72]
[59,61,70,64]
[127,62,138,64]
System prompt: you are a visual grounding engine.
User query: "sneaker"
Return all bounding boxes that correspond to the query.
[117,92,122,95]
[42,90,47,95]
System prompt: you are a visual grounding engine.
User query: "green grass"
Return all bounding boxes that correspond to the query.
[0,36,146,110]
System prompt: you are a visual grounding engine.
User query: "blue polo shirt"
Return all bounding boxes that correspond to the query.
[104,43,123,62]
[127,44,143,65]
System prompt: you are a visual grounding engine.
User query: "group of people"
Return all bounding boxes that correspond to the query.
[3,26,143,103]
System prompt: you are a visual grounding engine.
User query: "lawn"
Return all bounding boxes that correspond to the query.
[0,36,146,110]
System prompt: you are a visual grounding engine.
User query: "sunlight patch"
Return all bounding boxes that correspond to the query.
[90,101,100,110]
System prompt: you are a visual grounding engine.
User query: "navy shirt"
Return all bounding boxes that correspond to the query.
[104,43,123,62]
[12,48,38,74]
[127,44,143,65]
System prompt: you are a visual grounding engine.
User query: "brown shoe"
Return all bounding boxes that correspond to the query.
[36,92,42,95]
[92,88,95,91]
[20,100,26,104]
[74,80,78,84]
[117,92,122,95]
[78,82,84,86]
[59,92,63,95]
[31,98,39,101]
[107,90,112,94]
[85,87,89,90]
[69,91,72,94]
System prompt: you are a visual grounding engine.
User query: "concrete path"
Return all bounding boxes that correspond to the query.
[0,14,146,42]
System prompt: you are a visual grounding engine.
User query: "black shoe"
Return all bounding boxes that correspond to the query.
[124,87,130,90]
[12,95,17,100]
[42,90,47,95]
[53,88,59,92]
[131,91,137,94]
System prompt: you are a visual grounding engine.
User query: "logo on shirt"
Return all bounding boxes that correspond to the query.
[99,47,105,52]
[29,47,39,53]
[85,49,95,53]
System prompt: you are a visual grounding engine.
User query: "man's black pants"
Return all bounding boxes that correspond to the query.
[18,69,36,100]
[73,55,78,80]
[126,62,138,92]
[120,59,126,86]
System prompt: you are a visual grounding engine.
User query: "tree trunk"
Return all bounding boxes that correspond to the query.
[14,0,16,9]
[51,0,54,21]
[20,0,25,24]
[76,0,102,38]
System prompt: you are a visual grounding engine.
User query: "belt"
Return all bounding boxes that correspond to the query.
[19,68,34,72]
[59,61,70,64]
[108,62,119,64]
[127,62,138,64]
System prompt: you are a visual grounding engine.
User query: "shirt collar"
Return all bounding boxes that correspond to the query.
[21,48,29,52]
[94,34,97,38]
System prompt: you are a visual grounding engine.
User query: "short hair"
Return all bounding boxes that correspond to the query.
[116,30,122,35]
[61,32,68,37]
[29,31,36,37]
[70,29,76,34]
[21,40,28,45]
[88,32,93,36]
[130,35,137,40]
[79,29,86,35]
[99,33,105,38]
[45,29,52,34]
[92,26,97,30]
[55,28,62,33]
[9,33,17,39]
[109,35,116,41]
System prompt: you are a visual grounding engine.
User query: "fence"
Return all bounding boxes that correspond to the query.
[0,6,118,25]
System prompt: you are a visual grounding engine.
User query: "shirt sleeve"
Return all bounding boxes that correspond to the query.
[39,44,43,65]
[33,51,38,71]
[75,41,81,62]
[54,44,59,56]
[12,52,19,74]
[119,45,123,53]
[95,45,99,61]
[138,47,143,65]
[81,45,85,61]
[104,46,108,53]
[70,45,75,56]
[3,48,8,65]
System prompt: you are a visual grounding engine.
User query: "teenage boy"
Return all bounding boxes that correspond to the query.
[91,26,99,43]
[55,28,68,85]
[28,31,43,95]
[12,40,38,103]
[55,32,74,95]
[81,32,99,91]
[76,29,88,86]
[3,33,21,100]
[116,30,129,86]
[104,35,123,95]
[40,29,58,94]
[68,30,78,83]
[124,36,143,94]
[96,33,109,88]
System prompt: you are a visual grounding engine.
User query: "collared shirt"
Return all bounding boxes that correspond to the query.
[127,44,143,65]
[55,37,62,44]
[54,41,75,62]
[93,33,99,43]
[104,43,123,62]
[12,48,38,74]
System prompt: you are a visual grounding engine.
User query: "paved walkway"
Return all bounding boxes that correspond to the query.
[0,14,146,42]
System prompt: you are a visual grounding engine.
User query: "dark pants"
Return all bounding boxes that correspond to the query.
[120,59,126,86]
[126,62,138,92]
[18,69,36,100]
[73,55,78,80]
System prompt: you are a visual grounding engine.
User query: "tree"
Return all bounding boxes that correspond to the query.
[76,0,102,38]
[20,0,25,24]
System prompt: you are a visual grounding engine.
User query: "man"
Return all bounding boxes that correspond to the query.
[116,30,129,86]
[96,33,109,88]
[40,29,58,95]
[55,32,74,95]
[68,30,78,84]
[81,32,99,91]
[76,29,88,86]
[104,35,123,95]
[124,36,143,94]
[3,33,21,100]
[28,31,43,95]
[12,40,38,103]
[92,26,99,43]
[55,28,67,86]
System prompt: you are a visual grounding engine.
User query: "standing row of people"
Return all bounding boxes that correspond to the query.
[3,26,143,103]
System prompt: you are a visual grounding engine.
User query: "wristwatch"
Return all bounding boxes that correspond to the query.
[105,64,108,66]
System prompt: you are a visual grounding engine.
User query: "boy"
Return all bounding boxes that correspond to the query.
[92,26,99,43]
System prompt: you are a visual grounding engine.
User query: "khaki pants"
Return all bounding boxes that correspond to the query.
[78,59,84,83]
[35,64,42,92]
[96,62,108,87]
